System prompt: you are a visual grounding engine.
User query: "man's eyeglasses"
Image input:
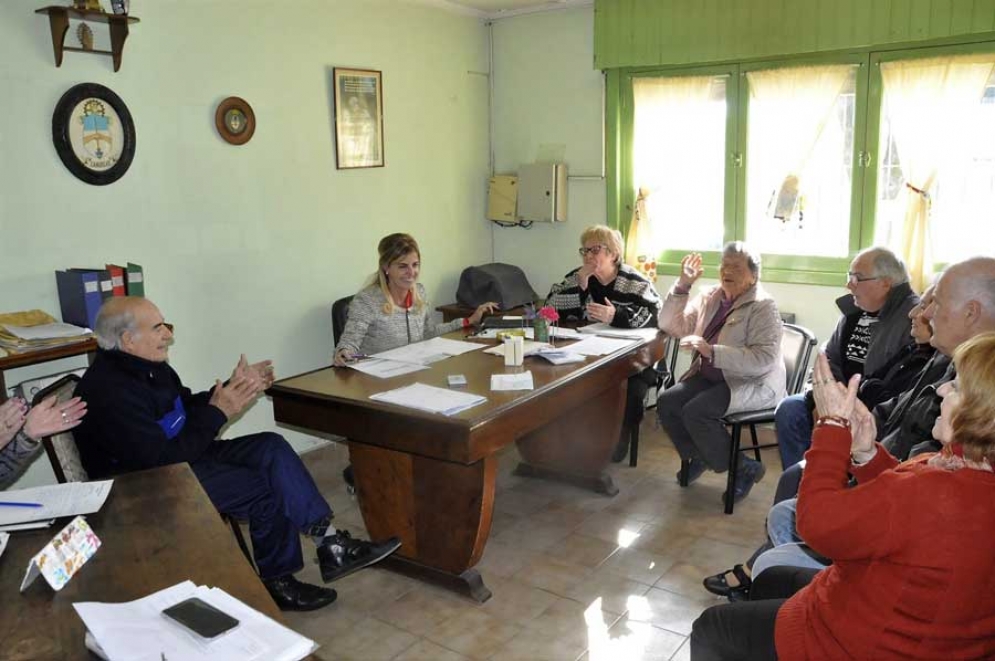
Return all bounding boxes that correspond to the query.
[846,272,880,284]
[579,245,608,257]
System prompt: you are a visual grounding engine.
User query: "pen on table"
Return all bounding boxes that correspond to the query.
[347,354,371,362]
[0,501,43,508]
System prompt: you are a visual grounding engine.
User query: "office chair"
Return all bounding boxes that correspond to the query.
[676,323,818,514]
[36,374,258,573]
[628,335,680,467]
[331,295,354,346]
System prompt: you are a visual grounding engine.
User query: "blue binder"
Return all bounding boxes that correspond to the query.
[55,270,103,331]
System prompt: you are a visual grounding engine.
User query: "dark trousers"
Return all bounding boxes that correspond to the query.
[657,374,732,472]
[690,566,816,661]
[623,367,657,429]
[190,432,333,579]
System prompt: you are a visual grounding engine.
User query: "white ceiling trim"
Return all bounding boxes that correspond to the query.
[403,0,593,21]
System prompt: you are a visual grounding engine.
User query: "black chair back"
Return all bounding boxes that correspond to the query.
[32,374,85,484]
[331,295,354,345]
[780,323,818,396]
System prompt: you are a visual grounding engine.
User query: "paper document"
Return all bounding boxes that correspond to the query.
[0,520,55,532]
[373,337,485,365]
[551,326,585,340]
[1,322,92,340]
[347,358,428,379]
[0,480,113,527]
[75,580,318,661]
[534,348,586,365]
[483,341,550,358]
[0,532,8,560]
[369,382,486,416]
[578,323,660,341]
[490,372,535,391]
[562,335,637,356]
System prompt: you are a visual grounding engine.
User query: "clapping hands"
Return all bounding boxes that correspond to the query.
[810,352,876,454]
[210,354,273,420]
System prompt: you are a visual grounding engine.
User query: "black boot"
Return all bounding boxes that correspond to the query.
[317,530,401,583]
[263,575,337,611]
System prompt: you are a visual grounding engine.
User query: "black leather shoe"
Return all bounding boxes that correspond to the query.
[727,458,767,503]
[676,458,707,486]
[703,563,752,600]
[318,530,401,583]
[263,575,337,611]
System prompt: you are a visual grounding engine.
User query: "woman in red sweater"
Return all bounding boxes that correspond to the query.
[690,332,995,660]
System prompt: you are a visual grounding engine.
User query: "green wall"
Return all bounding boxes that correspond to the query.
[1,0,491,485]
[595,0,995,68]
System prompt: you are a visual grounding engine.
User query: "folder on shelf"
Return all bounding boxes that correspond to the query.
[125,262,144,297]
[55,270,103,331]
[68,269,113,301]
[104,264,126,297]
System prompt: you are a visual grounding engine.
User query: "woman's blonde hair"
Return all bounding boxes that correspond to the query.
[375,233,424,314]
[580,225,624,265]
[950,331,995,464]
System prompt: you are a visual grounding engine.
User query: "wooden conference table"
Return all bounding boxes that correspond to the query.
[268,331,663,602]
[0,464,309,660]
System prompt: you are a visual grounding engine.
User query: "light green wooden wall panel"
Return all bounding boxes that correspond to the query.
[596,0,995,68]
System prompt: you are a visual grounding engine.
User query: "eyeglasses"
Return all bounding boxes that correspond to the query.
[846,272,880,284]
[578,245,608,257]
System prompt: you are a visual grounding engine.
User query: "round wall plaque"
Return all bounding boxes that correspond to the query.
[52,83,136,186]
[215,96,256,145]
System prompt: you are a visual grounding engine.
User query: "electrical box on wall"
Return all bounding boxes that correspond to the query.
[486,175,518,223]
[517,162,567,223]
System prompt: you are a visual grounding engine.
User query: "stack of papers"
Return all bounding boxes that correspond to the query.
[0,480,113,530]
[0,310,91,354]
[75,580,317,661]
[534,348,586,365]
[369,382,486,415]
[373,337,484,365]
[561,335,638,356]
[578,323,660,341]
[490,372,535,391]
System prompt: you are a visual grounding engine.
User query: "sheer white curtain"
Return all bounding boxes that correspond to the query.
[880,55,995,290]
[632,74,725,253]
[745,65,853,253]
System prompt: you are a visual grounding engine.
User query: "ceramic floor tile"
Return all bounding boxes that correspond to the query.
[564,568,652,616]
[327,615,419,660]
[586,616,687,661]
[478,575,561,626]
[512,554,593,595]
[573,511,649,546]
[596,546,677,586]
[475,539,540,579]
[486,623,589,661]
[392,639,471,661]
[423,608,524,660]
[373,586,471,636]
[491,516,576,552]
[555,533,621,569]
[626,586,716,636]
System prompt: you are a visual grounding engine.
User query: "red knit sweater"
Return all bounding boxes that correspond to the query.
[774,426,995,659]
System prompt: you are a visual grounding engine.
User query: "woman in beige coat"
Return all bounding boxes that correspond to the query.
[658,242,785,504]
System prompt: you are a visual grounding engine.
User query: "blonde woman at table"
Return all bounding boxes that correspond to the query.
[333,233,498,366]
[0,394,86,488]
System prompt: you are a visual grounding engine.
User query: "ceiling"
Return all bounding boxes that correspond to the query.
[420,0,592,19]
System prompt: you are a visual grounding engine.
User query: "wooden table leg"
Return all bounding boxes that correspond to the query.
[349,442,497,602]
[514,379,626,496]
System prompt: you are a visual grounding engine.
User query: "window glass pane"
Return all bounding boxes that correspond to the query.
[633,75,727,252]
[744,65,857,258]
[875,67,995,264]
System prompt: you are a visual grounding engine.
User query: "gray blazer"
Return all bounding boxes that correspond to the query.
[659,283,786,415]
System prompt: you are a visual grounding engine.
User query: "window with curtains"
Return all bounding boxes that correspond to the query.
[618,45,995,287]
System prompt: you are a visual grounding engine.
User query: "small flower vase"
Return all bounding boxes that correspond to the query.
[533,318,550,343]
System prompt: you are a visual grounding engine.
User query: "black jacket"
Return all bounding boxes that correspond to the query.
[75,349,228,479]
[875,354,954,461]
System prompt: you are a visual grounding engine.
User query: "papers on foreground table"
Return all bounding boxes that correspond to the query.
[0,480,113,528]
[75,580,317,661]
[370,382,486,416]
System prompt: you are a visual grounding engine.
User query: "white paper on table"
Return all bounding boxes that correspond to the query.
[0,519,55,532]
[534,349,587,365]
[346,358,428,379]
[0,480,113,527]
[74,580,318,661]
[1,322,92,340]
[490,371,535,391]
[372,336,485,365]
[369,382,486,416]
[0,532,8,560]
[562,335,637,356]
[578,323,660,341]
[483,341,550,358]
[550,326,585,340]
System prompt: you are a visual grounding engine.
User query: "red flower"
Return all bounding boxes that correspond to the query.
[538,306,560,322]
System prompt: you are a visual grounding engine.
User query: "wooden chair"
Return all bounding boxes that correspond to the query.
[36,374,258,573]
[676,323,818,514]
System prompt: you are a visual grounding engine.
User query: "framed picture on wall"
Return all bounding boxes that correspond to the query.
[333,68,384,169]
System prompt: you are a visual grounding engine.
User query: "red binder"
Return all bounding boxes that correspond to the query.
[105,264,127,296]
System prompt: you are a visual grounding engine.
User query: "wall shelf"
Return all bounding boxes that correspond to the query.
[35,6,140,72]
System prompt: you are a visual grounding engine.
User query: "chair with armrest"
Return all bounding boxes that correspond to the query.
[36,374,258,573]
[331,295,354,346]
[676,323,818,514]
[628,334,680,467]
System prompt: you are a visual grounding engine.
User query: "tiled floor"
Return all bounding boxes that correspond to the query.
[284,419,783,661]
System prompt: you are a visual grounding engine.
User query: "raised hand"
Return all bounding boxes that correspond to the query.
[810,352,860,421]
[468,302,500,327]
[585,299,616,324]
[849,399,877,454]
[22,396,87,441]
[209,374,263,420]
[678,253,704,289]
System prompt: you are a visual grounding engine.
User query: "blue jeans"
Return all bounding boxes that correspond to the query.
[752,498,829,578]
[775,393,813,469]
[191,432,333,579]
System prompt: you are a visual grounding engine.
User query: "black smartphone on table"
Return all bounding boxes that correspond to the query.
[162,597,240,641]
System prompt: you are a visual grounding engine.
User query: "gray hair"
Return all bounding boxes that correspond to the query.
[949,257,995,321]
[856,246,909,285]
[94,305,138,350]
[722,241,761,278]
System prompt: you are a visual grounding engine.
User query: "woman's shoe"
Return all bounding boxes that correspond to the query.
[703,563,752,600]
